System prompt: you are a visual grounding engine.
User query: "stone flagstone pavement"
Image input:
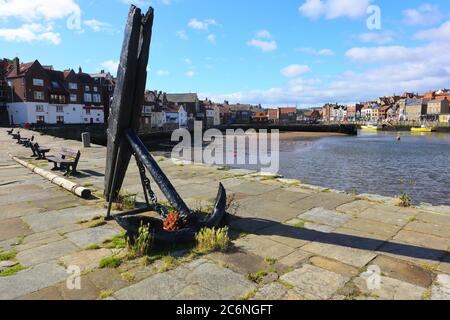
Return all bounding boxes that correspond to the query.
[0,129,449,300]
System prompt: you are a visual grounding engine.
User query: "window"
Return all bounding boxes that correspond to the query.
[56,116,64,124]
[56,106,64,113]
[86,109,91,115]
[33,78,44,86]
[84,93,92,103]
[93,86,98,92]
[36,105,44,112]
[36,116,45,123]
[68,82,77,90]
[108,85,113,92]
[84,85,90,92]
[93,94,101,103]
[51,81,60,88]
[70,94,77,102]
[34,91,44,100]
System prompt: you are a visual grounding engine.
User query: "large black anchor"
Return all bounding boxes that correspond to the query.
[103,5,227,244]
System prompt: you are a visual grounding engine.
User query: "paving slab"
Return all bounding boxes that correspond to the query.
[279,250,312,268]
[185,262,256,299]
[0,262,67,300]
[298,207,351,228]
[207,250,271,275]
[302,241,377,268]
[393,230,450,251]
[234,234,294,260]
[0,217,32,241]
[60,249,113,273]
[357,206,412,227]
[86,268,130,293]
[226,181,280,196]
[252,282,288,300]
[23,207,105,233]
[342,218,401,239]
[309,256,359,278]
[280,264,348,300]
[405,221,450,239]
[16,239,78,267]
[257,223,320,248]
[114,272,187,300]
[17,285,64,300]
[353,275,427,300]
[377,241,445,268]
[431,274,450,300]
[336,200,373,215]
[291,193,355,212]
[65,226,119,248]
[371,255,434,288]
[59,275,101,300]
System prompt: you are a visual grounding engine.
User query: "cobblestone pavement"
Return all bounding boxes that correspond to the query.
[0,129,449,300]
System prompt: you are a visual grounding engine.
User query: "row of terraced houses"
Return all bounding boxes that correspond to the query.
[322,91,450,123]
[0,57,115,126]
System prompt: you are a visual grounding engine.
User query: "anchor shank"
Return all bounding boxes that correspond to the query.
[125,129,192,219]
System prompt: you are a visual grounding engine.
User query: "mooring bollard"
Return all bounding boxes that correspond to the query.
[81,132,91,148]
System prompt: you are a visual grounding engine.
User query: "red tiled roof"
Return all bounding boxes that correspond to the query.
[279,107,297,114]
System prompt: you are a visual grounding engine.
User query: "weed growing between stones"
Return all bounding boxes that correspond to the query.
[0,264,26,277]
[0,251,17,261]
[195,227,230,254]
[127,222,152,258]
[99,256,122,269]
[103,233,127,249]
[114,190,137,211]
[99,290,113,299]
[398,192,412,207]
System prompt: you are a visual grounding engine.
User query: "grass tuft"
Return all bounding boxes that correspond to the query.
[0,251,17,261]
[98,256,122,269]
[127,222,152,258]
[195,227,230,254]
[0,264,26,277]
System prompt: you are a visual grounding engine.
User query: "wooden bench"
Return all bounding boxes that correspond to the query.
[47,147,81,176]
[33,143,51,160]
[22,136,34,148]
[18,135,33,146]
[11,131,20,140]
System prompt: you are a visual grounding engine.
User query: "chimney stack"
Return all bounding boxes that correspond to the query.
[78,66,82,74]
[13,57,20,75]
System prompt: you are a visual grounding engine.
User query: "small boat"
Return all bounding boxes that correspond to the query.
[411,124,435,133]
[361,123,380,131]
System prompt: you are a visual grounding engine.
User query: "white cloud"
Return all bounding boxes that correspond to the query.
[299,0,372,20]
[156,69,169,76]
[358,32,395,45]
[176,30,188,40]
[256,30,272,39]
[184,58,192,65]
[415,20,450,41]
[204,38,450,106]
[186,70,196,78]
[188,18,217,30]
[84,19,113,32]
[247,30,277,52]
[101,60,119,74]
[207,34,216,45]
[0,23,61,44]
[296,47,334,56]
[281,65,311,78]
[0,0,81,21]
[403,4,442,26]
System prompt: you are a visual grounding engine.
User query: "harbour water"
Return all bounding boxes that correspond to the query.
[275,131,450,206]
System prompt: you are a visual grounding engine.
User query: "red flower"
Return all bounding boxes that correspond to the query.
[163,212,181,231]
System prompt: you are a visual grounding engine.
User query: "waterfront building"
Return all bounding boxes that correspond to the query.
[426,99,449,121]
[0,59,9,125]
[90,70,116,123]
[439,114,450,123]
[5,58,105,125]
[406,99,428,122]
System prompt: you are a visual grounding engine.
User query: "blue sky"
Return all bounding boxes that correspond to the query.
[1,0,450,107]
